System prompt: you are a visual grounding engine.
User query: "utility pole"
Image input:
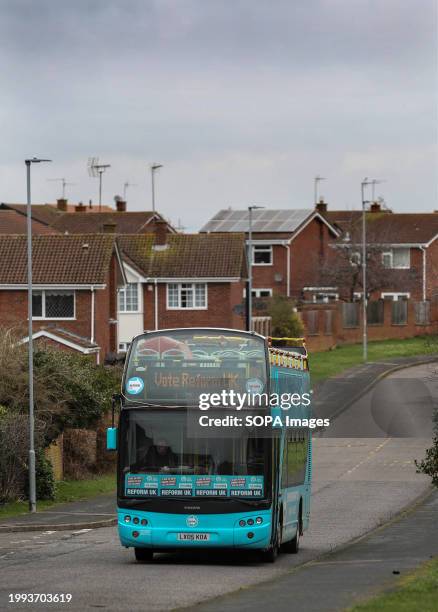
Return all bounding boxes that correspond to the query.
[25,157,52,513]
[150,163,163,212]
[247,205,265,332]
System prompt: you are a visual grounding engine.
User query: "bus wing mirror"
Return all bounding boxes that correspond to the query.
[106,427,118,451]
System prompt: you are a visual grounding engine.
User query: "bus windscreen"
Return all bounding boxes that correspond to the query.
[123,330,268,406]
[120,410,268,499]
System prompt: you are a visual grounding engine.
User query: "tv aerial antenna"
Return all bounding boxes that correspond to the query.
[47,178,75,199]
[123,181,137,200]
[314,175,326,205]
[88,157,111,211]
[370,179,386,202]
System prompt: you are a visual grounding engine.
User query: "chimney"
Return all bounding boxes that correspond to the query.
[315,197,327,213]
[153,218,168,247]
[116,199,127,212]
[57,198,68,212]
[89,199,93,209]
[103,221,117,233]
[370,201,381,213]
[75,201,86,212]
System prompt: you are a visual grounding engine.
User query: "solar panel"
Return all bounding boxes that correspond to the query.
[200,209,313,233]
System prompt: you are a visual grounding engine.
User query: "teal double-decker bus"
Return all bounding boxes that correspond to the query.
[107,328,312,563]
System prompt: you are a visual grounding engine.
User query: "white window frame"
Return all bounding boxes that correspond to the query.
[118,282,140,313]
[350,251,361,266]
[32,290,76,320]
[252,244,273,266]
[166,283,208,310]
[381,292,410,301]
[118,342,130,352]
[243,288,273,298]
[312,292,339,303]
[382,248,411,269]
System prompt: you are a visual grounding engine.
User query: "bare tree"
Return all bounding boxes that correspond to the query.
[319,213,421,301]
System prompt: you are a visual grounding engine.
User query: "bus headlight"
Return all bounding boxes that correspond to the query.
[141,519,148,526]
[247,518,254,526]
[256,517,263,524]
[239,520,246,527]
[124,515,131,523]
[133,517,139,524]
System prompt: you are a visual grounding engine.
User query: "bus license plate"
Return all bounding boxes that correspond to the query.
[177,532,210,541]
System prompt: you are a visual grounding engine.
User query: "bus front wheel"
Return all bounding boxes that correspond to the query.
[134,548,154,563]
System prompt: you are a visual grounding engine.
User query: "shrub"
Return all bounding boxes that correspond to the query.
[0,328,121,500]
[0,409,45,503]
[35,450,56,501]
[416,408,438,487]
[269,295,305,338]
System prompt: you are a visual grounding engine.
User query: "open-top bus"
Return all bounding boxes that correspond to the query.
[107,328,312,563]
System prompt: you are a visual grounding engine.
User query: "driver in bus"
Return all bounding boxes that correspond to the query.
[140,439,177,470]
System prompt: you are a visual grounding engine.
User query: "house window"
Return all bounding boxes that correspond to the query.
[32,290,75,319]
[118,283,139,312]
[350,251,361,266]
[118,342,131,352]
[167,283,207,309]
[312,292,338,303]
[381,292,410,301]
[252,245,272,265]
[382,248,410,269]
[244,288,273,298]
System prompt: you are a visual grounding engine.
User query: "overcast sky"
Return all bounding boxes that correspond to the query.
[0,0,436,231]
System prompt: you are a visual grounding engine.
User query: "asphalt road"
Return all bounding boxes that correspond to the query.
[1,363,436,612]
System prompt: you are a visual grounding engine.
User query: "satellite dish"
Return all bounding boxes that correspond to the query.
[114,195,123,203]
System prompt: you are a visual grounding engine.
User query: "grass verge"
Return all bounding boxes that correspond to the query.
[310,336,436,382]
[349,556,438,611]
[0,473,116,520]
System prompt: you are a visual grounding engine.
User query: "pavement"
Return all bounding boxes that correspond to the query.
[312,352,438,422]
[181,489,438,612]
[0,494,116,532]
[0,352,435,534]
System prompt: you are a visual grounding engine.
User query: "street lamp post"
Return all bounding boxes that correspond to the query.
[151,164,163,212]
[25,157,51,513]
[361,178,369,363]
[360,177,385,363]
[247,205,265,332]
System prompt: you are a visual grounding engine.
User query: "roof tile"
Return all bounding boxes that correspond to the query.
[0,234,117,284]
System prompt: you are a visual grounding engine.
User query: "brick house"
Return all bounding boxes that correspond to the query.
[321,202,438,303]
[0,234,126,363]
[0,209,59,235]
[0,200,176,236]
[200,208,339,301]
[115,233,248,350]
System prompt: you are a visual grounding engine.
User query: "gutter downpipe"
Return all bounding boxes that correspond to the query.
[154,279,159,330]
[91,286,95,343]
[286,244,290,298]
[420,246,427,302]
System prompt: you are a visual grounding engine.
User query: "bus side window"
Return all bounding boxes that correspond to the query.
[287,428,308,487]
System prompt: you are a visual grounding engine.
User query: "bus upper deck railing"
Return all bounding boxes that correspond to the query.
[267,337,309,371]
